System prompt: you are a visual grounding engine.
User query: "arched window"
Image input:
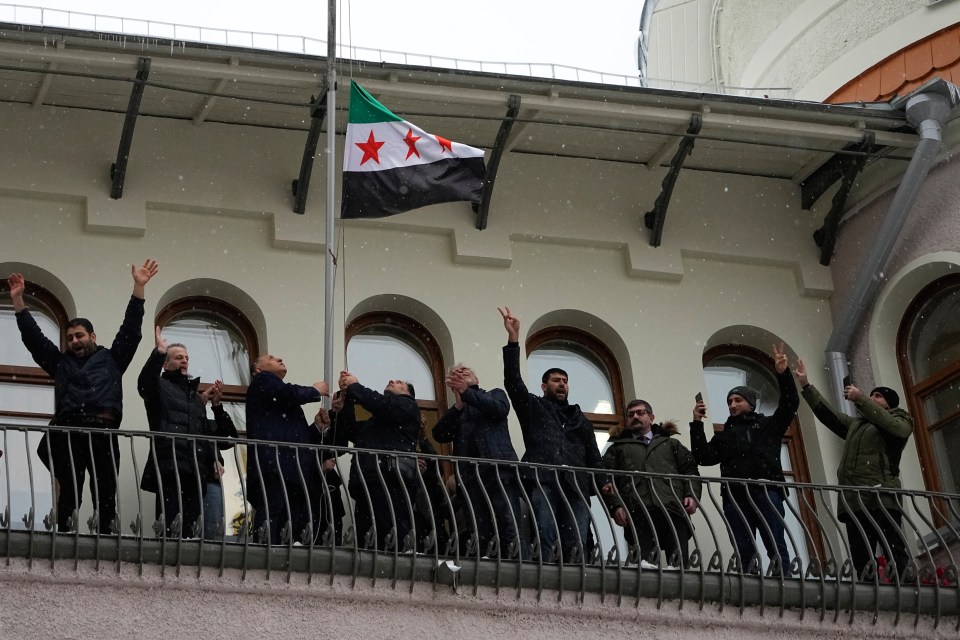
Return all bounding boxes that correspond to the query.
[345,312,447,453]
[526,326,625,437]
[0,278,68,530]
[702,345,821,564]
[897,274,960,498]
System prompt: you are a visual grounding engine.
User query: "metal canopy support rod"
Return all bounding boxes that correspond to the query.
[109,56,151,200]
[291,86,329,214]
[812,131,875,266]
[643,113,702,247]
[475,94,521,231]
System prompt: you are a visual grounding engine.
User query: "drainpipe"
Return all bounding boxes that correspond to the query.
[824,78,960,412]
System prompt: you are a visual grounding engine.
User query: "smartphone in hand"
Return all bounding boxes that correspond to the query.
[842,375,852,388]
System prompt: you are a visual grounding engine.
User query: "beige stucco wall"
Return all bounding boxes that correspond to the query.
[646,0,960,99]
[0,558,947,640]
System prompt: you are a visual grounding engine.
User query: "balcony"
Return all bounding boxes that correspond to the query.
[0,423,957,633]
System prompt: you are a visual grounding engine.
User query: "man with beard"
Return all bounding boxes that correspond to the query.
[7,260,158,533]
[602,399,700,568]
[246,354,329,545]
[690,343,798,576]
[499,306,604,563]
[334,372,421,551]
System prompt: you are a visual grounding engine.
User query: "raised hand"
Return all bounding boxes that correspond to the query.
[772,342,788,374]
[338,371,358,390]
[498,306,520,342]
[314,408,331,428]
[693,399,707,422]
[844,384,863,402]
[6,273,25,312]
[200,380,224,406]
[313,381,330,396]
[131,259,159,299]
[794,359,808,387]
[154,326,168,353]
[331,390,344,412]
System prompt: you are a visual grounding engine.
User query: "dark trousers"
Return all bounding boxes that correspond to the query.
[846,509,909,579]
[531,483,591,562]
[154,464,206,538]
[724,486,790,575]
[313,480,346,546]
[462,472,525,559]
[350,464,414,551]
[625,505,691,568]
[41,429,120,534]
[252,474,315,545]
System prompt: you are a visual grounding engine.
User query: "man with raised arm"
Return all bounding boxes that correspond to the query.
[689,343,798,576]
[138,327,238,538]
[794,359,914,581]
[498,306,604,563]
[7,260,158,533]
[433,363,524,559]
[333,372,421,551]
[245,355,329,545]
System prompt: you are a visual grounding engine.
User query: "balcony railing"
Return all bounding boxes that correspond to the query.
[0,423,957,628]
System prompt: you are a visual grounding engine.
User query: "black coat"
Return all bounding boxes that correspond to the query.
[433,384,519,479]
[689,369,798,497]
[138,349,237,492]
[502,342,603,494]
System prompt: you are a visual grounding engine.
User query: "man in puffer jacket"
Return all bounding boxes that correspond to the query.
[795,359,914,580]
[139,327,237,537]
[602,399,701,568]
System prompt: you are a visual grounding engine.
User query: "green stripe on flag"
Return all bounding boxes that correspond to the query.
[347,81,403,124]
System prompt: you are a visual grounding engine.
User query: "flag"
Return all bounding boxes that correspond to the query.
[341,81,487,219]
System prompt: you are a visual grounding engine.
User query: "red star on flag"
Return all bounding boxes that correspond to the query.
[355,130,385,165]
[435,135,453,154]
[403,128,422,160]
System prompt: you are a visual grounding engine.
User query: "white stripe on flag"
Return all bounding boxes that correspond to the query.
[343,120,484,173]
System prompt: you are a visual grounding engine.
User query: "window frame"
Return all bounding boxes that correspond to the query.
[0,280,68,422]
[526,326,625,433]
[896,273,960,503]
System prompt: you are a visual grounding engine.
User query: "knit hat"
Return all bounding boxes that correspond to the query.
[727,386,758,410]
[870,386,900,409]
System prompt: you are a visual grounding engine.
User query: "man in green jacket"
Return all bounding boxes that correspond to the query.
[795,360,914,581]
[602,399,701,568]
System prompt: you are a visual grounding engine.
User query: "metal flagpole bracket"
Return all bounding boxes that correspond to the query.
[474,94,521,230]
[109,56,151,200]
[291,83,330,214]
[643,113,702,247]
[811,130,875,266]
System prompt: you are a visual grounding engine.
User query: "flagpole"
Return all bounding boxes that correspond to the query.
[323,0,337,404]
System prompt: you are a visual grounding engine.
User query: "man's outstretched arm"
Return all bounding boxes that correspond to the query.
[8,273,60,376]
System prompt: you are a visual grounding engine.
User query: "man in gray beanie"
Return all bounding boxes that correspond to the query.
[690,343,798,576]
[795,361,913,582]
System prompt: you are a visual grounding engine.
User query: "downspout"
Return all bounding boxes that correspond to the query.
[824,79,960,412]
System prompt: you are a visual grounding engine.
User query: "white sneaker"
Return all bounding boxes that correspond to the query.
[640,560,658,569]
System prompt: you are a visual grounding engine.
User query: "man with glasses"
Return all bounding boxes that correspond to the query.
[602,400,701,569]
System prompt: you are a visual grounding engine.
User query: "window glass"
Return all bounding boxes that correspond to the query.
[0,302,59,367]
[907,284,960,380]
[0,421,55,531]
[162,314,251,386]
[930,416,960,495]
[528,344,614,414]
[0,382,54,415]
[346,329,435,400]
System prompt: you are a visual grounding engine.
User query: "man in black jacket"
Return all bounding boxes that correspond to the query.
[690,343,798,575]
[434,363,524,559]
[334,372,421,551]
[499,307,604,563]
[138,327,237,537]
[7,260,158,533]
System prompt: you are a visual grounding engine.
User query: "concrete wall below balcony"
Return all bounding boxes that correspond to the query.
[0,558,948,640]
